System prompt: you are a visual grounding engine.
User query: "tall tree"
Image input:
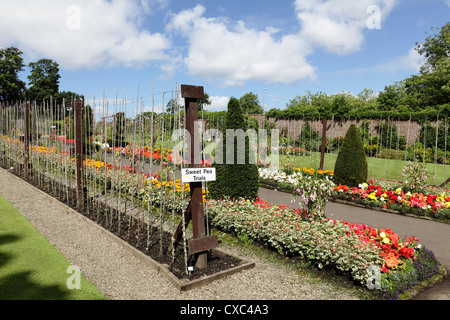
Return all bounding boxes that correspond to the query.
[0,47,26,102]
[403,23,450,109]
[26,58,61,103]
[56,91,84,118]
[166,98,181,114]
[239,92,264,114]
[209,97,259,200]
[197,92,211,113]
[415,22,450,74]
[377,83,407,111]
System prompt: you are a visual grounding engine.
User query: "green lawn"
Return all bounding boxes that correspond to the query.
[283,151,450,187]
[0,195,107,300]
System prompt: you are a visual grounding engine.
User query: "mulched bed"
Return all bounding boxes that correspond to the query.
[0,162,243,281]
[84,206,242,280]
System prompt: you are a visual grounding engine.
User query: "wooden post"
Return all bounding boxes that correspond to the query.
[24,103,30,177]
[319,119,327,171]
[184,85,208,269]
[73,99,84,211]
[0,103,3,135]
[171,85,218,270]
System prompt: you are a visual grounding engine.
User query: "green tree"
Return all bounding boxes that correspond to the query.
[197,92,211,113]
[239,92,264,114]
[355,88,378,111]
[166,98,181,114]
[330,93,353,119]
[209,97,259,200]
[333,124,368,187]
[404,69,449,110]
[402,23,450,110]
[377,83,407,111]
[415,22,450,74]
[26,59,61,103]
[113,112,127,147]
[56,91,84,118]
[0,47,26,102]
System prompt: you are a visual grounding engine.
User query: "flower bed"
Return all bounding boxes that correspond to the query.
[258,167,334,190]
[332,180,450,221]
[206,197,441,299]
[1,136,442,299]
[106,144,213,167]
[258,166,450,222]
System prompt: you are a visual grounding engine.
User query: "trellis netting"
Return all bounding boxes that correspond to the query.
[1,89,449,274]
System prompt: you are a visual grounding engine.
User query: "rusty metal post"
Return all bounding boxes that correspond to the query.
[74,99,84,211]
[319,119,327,171]
[24,103,30,177]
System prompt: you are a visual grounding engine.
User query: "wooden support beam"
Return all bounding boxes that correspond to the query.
[0,103,3,135]
[24,103,30,177]
[73,99,84,212]
[440,177,450,188]
[172,202,192,248]
[173,84,217,269]
[319,119,327,171]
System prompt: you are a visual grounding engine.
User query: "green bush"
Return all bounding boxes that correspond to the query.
[113,112,127,147]
[209,97,259,200]
[333,124,368,187]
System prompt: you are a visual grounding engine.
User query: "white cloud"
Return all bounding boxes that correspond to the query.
[446,0,450,8]
[0,0,171,70]
[374,47,424,73]
[295,0,396,55]
[335,47,424,77]
[167,5,316,87]
[166,1,399,87]
[208,96,230,111]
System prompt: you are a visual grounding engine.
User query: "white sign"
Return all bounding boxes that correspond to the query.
[182,168,216,183]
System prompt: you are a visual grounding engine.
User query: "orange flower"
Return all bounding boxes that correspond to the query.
[384,252,400,268]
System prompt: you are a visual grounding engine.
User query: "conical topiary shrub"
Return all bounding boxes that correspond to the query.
[333,124,368,187]
[208,97,259,200]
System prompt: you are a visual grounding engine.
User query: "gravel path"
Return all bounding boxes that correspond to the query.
[0,168,361,300]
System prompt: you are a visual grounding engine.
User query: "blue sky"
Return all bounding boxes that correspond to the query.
[0,0,449,117]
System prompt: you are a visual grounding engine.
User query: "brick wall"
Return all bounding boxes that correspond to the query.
[248,115,443,147]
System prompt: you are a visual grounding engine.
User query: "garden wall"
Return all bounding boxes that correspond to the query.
[249,115,441,147]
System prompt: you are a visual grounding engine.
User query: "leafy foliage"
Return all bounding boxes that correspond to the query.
[25,59,61,103]
[334,124,368,187]
[239,92,264,114]
[0,47,26,102]
[209,97,259,200]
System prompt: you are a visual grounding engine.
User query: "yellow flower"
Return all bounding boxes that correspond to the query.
[368,192,377,200]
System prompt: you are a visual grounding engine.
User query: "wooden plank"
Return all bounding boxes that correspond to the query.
[24,103,30,177]
[73,99,84,211]
[171,201,192,250]
[181,85,204,99]
[188,236,219,255]
[319,119,327,171]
